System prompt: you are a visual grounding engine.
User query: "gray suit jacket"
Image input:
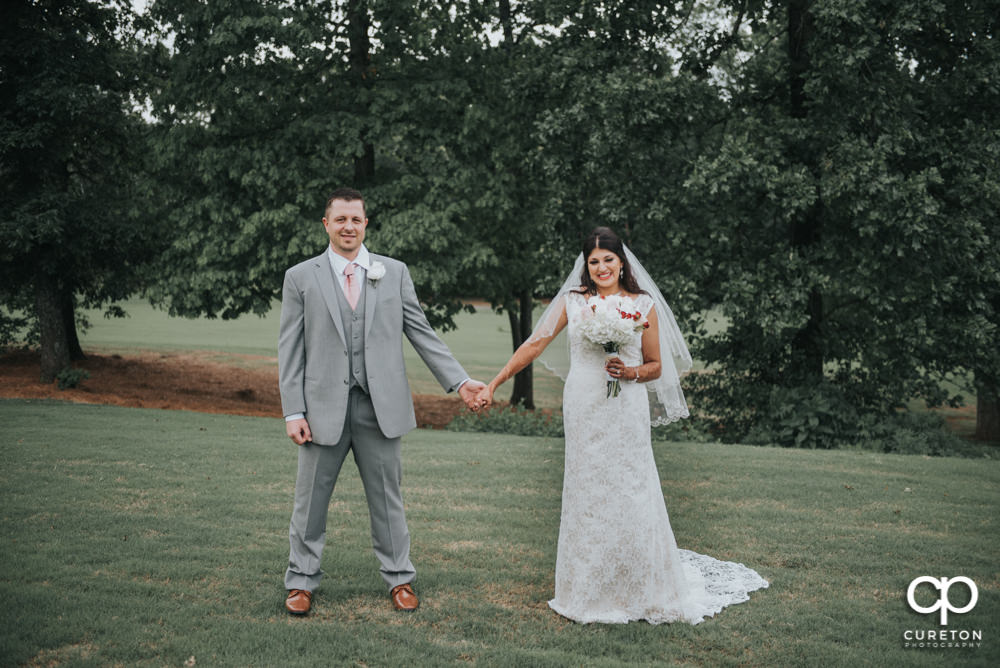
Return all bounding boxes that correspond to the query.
[278,251,468,443]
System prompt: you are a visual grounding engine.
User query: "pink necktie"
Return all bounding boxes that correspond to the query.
[343,262,360,309]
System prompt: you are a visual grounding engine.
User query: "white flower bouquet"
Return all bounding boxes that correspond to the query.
[577,294,649,397]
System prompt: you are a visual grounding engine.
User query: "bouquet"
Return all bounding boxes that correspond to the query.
[577,294,649,397]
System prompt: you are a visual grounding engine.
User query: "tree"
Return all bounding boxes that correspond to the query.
[144,0,495,325]
[501,2,728,408]
[904,4,1000,441]
[382,1,559,409]
[0,0,161,382]
[142,0,757,411]
[145,0,571,407]
[143,0,344,319]
[420,0,724,407]
[679,0,1000,443]
[143,0,997,438]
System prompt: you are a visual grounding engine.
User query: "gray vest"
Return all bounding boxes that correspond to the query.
[331,263,369,393]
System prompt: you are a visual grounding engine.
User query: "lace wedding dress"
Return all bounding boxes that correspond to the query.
[548,292,769,625]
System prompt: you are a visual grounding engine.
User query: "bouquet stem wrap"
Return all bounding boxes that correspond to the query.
[604,344,622,397]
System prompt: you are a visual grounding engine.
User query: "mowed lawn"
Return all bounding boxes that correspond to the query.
[1,399,997,667]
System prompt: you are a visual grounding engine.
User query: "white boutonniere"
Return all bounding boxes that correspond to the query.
[368,261,386,284]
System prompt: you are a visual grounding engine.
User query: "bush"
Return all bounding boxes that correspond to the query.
[446,379,992,459]
[854,411,997,459]
[742,383,861,449]
[55,367,90,390]
[651,417,715,442]
[684,371,991,457]
[447,403,716,443]
[446,404,564,438]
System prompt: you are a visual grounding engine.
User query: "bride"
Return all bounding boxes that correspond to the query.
[475,227,768,624]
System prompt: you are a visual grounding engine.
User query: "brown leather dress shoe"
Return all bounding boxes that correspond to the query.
[285,589,312,615]
[390,583,419,611]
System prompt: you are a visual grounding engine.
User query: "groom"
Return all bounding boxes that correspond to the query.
[278,187,485,615]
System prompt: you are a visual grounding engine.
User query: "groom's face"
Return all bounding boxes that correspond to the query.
[323,198,368,258]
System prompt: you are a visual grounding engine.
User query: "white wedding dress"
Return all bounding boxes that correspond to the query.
[548,292,769,624]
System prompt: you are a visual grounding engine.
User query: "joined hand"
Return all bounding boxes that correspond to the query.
[475,386,493,410]
[459,379,487,411]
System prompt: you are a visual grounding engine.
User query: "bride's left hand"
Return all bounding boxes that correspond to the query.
[475,386,494,409]
[605,356,627,378]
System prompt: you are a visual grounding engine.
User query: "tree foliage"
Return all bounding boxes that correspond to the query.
[144,1,718,407]
[14,0,992,441]
[679,0,1000,442]
[1,0,161,381]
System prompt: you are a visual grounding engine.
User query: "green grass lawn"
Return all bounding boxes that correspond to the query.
[77,299,283,358]
[1,399,996,667]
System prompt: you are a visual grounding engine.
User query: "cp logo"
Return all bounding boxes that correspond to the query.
[906,576,978,625]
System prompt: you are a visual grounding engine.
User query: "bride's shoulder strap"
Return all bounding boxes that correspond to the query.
[636,292,655,312]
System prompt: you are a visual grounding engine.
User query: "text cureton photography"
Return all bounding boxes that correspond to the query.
[902,576,985,650]
[903,629,983,649]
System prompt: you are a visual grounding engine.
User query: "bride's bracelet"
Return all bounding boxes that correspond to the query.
[631,366,642,383]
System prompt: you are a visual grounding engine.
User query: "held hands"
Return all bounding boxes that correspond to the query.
[286,418,312,445]
[474,385,494,410]
[458,379,488,411]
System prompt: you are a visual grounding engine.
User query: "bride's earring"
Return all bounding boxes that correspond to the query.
[619,269,624,279]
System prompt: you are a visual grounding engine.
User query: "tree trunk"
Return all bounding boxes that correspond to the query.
[975,373,1000,442]
[495,5,534,408]
[35,273,70,383]
[499,0,514,45]
[507,290,535,409]
[62,289,85,361]
[787,0,812,118]
[787,0,824,382]
[348,0,375,187]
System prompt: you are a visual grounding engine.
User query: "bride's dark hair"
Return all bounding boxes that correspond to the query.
[577,227,645,296]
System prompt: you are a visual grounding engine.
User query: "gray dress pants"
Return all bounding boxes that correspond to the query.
[284,388,416,591]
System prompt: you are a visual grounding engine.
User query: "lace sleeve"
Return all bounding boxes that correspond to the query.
[636,293,655,319]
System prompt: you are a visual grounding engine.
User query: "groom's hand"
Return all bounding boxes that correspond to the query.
[286,418,312,445]
[459,379,487,411]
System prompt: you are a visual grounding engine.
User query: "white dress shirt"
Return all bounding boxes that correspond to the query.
[327,244,370,294]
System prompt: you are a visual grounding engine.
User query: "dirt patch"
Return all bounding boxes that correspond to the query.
[0,349,469,429]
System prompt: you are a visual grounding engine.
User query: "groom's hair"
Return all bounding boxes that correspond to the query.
[325,187,366,217]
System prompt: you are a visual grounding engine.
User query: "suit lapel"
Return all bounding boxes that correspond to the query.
[364,256,378,342]
[312,256,347,347]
